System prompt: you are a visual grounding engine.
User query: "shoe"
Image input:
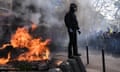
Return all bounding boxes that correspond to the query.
[74,53,81,56]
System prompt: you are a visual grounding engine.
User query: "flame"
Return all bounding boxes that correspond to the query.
[0,25,51,64]
[1,44,10,49]
[0,52,11,65]
[56,60,63,66]
[10,27,32,48]
[17,39,51,62]
[31,23,37,31]
[11,27,51,61]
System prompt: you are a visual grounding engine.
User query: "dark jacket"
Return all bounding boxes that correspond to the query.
[64,12,79,30]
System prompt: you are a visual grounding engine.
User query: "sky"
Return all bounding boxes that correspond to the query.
[91,0,119,20]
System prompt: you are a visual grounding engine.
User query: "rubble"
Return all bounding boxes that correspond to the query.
[0,56,86,72]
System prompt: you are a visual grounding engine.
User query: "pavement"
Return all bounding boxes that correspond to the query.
[52,48,120,72]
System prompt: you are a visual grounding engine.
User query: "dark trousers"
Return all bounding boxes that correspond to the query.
[68,30,78,57]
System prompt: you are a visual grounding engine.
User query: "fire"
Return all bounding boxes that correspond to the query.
[31,23,37,31]
[11,27,32,48]
[17,38,51,62]
[1,44,10,49]
[0,52,11,65]
[11,27,51,61]
[0,25,51,64]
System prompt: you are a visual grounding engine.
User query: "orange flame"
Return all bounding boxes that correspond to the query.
[10,27,32,48]
[31,23,37,31]
[0,25,51,64]
[0,52,11,65]
[1,44,10,49]
[17,38,51,62]
[11,27,51,61]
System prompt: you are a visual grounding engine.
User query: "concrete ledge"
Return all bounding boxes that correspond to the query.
[60,56,86,72]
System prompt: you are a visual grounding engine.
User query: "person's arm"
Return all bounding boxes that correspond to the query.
[64,13,69,28]
[65,13,73,32]
[74,15,81,34]
[75,19,79,30]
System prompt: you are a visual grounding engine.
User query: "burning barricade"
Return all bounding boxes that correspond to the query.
[0,24,51,65]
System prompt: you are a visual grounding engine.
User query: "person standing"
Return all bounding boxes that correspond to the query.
[64,3,81,58]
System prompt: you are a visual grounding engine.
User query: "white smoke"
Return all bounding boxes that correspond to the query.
[21,0,68,27]
[13,0,107,48]
[2,0,118,50]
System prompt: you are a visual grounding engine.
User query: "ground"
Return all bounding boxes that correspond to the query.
[52,48,120,72]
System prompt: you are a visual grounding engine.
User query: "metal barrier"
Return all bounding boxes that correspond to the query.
[86,46,89,64]
[102,48,106,72]
[86,46,106,72]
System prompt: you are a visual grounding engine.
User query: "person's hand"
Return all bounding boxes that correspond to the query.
[78,30,81,34]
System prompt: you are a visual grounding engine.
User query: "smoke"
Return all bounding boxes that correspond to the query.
[0,0,120,55]
[3,0,71,51]
[75,0,120,56]
[0,0,109,46]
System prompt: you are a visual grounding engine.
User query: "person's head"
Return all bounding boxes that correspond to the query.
[69,3,77,13]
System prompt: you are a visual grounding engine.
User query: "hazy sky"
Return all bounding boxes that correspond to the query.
[91,0,119,20]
